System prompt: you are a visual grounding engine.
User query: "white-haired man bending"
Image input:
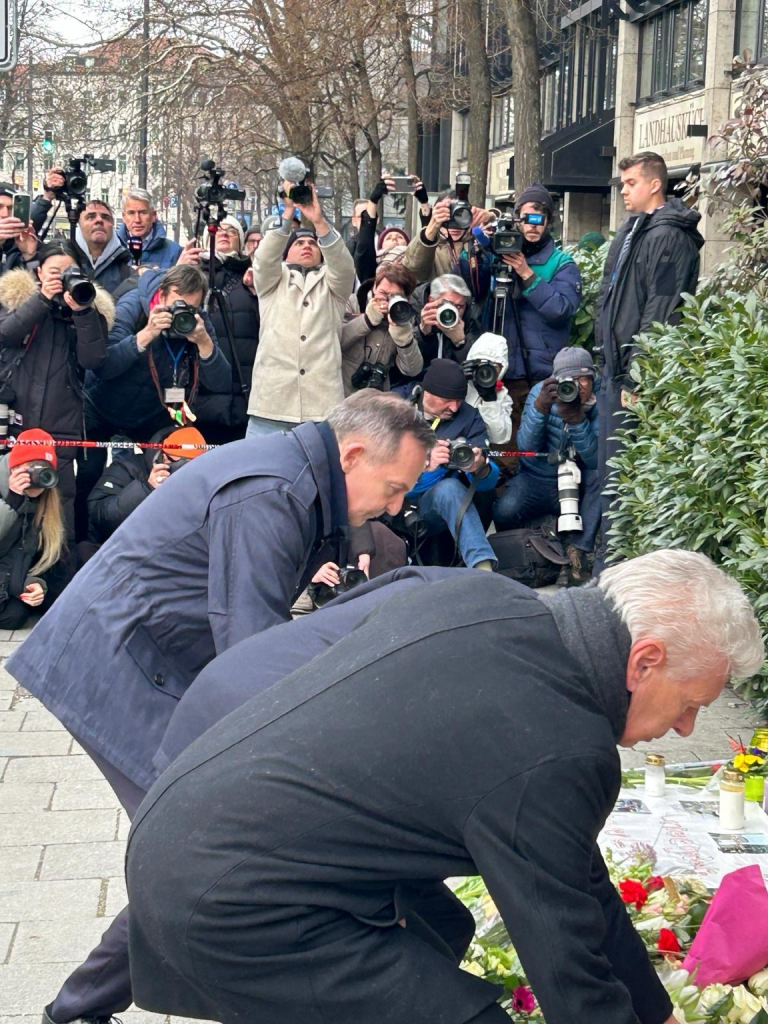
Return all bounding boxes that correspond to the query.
[127,549,763,1024]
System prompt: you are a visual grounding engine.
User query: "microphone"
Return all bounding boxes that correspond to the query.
[200,159,216,172]
[278,156,307,184]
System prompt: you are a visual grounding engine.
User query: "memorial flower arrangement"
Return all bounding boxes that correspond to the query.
[728,736,768,777]
[455,849,768,1022]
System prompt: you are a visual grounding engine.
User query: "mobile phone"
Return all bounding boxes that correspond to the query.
[390,176,415,194]
[12,193,30,224]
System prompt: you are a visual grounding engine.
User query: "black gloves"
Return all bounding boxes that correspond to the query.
[533,378,559,414]
[413,182,429,205]
[475,383,498,402]
[368,179,389,205]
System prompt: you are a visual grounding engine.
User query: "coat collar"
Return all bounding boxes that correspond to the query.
[291,421,347,543]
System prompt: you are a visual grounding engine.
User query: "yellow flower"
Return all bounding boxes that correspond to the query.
[733,753,765,772]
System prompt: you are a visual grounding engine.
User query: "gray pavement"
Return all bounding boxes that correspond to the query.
[0,625,762,1019]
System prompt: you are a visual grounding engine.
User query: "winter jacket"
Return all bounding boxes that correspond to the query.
[463,333,513,444]
[594,199,703,387]
[408,281,474,378]
[75,227,135,296]
[501,237,582,382]
[126,576,673,1024]
[6,420,350,792]
[84,269,231,435]
[395,381,500,496]
[517,379,600,479]
[194,254,260,437]
[249,225,355,423]
[340,293,423,394]
[0,455,47,605]
[0,269,113,439]
[116,220,182,270]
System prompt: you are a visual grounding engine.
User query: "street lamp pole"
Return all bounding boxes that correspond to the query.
[138,0,150,189]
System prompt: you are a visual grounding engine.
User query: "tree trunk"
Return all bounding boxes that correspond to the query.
[503,0,542,190]
[459,0,492,207]
[396,0,421,224]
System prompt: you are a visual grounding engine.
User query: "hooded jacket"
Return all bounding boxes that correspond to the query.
[75,227,135,296]
[116,220,182,270]
[463,333,513,444]
[84,268,231,434]
[594,199,703,386]
[0,269,113,439]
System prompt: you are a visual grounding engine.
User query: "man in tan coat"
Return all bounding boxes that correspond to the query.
[247,183,356,436]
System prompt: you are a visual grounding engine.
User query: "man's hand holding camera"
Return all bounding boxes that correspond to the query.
[186,315,214,359]
[502,251,535,284]
[148,462,171,489]
[534,377,585,424]
[419,297,465,345]
[295,183,331,235]
[424,198,453,243]
[43,168,66,200]
[137,306,174,350]
[426,439,485,475]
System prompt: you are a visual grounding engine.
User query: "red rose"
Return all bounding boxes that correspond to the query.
[646,875,664,893]
[619,879,649,911]
[658,928,681,953]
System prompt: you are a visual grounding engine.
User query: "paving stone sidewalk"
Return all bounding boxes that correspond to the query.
[0,625,762,1021]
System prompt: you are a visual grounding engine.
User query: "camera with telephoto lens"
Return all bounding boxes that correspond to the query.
[388,294,414,326]
[351,360,389,391]
[311,565,368,608]
[446,173,472,231]
[435,301,461,331]
[53,154,117,200]
[555,377,580,403]
[196,160,246,205]
[26,459,59,490]
[164,300,198,339]
[463,359,499,391]
[60,267,96,307]
[278,157,313,205]
[557,456,582,532]
[446,436,475,471]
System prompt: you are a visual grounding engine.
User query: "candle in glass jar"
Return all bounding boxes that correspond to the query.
[644,753,666,797]
[719,769,745,831]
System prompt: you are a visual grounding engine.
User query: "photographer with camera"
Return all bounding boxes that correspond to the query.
[351,176,428,286]
[493,347,600,586]
[0,182,41,275]
[0,241,113,539]
[0,429,65,627]
[494,184,581,445]
[341,263,423,393]
[411,272,473,376]
[75,199,134,295]
[116,188,188,270]
[396,358,498,570]
[247,177,355,435]
[462,332,513,444]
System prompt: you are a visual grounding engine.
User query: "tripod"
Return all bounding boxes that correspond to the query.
[39,193,86,244]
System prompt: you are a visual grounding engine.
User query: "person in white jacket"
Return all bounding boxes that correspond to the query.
[463,332,513,444]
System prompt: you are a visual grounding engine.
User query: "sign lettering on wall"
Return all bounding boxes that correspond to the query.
[634,92,706,168]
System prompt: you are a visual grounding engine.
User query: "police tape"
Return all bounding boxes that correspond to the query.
[1,438,220,452]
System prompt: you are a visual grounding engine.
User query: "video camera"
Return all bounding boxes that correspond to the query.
[491,212,546,257]
[196,160,246,206]
[52,154,117,200]
[446,173,472,231]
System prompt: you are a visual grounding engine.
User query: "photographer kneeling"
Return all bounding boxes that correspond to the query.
[493,347,600,586]
[342,263,423,393]
[0,430,65,628]
[396,359,498,570]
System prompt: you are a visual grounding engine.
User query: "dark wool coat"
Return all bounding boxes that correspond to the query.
[126,574,672,1024]
[6,422,347,791]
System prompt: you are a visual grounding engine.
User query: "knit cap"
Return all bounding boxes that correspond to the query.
[422,359,468,400]
[9,429,57,469]
[553,347,595,379]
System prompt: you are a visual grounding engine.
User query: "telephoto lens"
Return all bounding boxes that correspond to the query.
[61,268,96,307]
[436,301,460,330]
[26,460,59,489]
[557,459,582,532]
[556,377,579,403]
[387,295,414,326]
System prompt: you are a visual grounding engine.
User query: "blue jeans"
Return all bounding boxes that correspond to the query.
[493,468,601,553]
[246,415,297,438]
[416,476,497,569]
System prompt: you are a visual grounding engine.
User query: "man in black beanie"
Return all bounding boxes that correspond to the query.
[497,182,582,453]
[394,359,498,569]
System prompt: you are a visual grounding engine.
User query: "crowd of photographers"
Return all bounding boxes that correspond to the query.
[0,147,703,620]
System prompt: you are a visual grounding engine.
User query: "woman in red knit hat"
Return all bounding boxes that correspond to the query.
[0,428,65,627]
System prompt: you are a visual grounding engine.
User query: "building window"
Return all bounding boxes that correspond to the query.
[491,93,513,149]
[548,12,618,133]
[118,154,127,174]
[101,189,110,204]
[14,152,24,170]
[737,0,762,58]
[43,156,53,172]
[457,111,468,160]
[638,0,707,103]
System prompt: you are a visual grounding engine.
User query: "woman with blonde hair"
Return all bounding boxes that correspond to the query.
[0,428,65,628]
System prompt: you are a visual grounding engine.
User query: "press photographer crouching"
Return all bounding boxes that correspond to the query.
[463,332,513,444]
[0,430,65,628]
[395,359,498,570]
[493,347,600,586]
[342,263,423,393]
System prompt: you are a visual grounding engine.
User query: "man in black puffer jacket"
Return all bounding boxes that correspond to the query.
[196,216,260,444]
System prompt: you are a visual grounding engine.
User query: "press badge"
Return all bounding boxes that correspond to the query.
[164,387,185,404]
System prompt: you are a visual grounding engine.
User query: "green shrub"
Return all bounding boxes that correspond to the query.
[568,242,608,351]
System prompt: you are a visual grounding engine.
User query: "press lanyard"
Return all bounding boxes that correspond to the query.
[164,338,186,387]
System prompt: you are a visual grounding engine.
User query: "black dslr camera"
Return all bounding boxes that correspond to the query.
[351,360,389,391]
[196,160,246,205]
[311,566,368,608]
[61,267,96,307]
[26,460,59,489]
[463,359,499,391]
[446,173,472,231]
[164,300,198,339]
[491,212,545,257]
[446,436,475,471]
[53,155,117,200]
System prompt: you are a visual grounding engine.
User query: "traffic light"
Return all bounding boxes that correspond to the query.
[43,127,54,153]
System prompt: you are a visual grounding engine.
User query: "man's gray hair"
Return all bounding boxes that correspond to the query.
[598,550,764,680]
[430,274,471,301]
[122,187,155,212]
[327,391,436,463]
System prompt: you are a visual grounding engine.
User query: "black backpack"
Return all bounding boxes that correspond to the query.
[489,516,569,588]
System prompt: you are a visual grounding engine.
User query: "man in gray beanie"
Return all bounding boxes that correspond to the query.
[493,346,600,585]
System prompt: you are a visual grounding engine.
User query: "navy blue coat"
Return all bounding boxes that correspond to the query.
[116,220,182,270]
[6,422,348,791]
[84,268,231,432]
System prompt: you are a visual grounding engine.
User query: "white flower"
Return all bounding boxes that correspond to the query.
[462,961,485,977]
[749,969,768,998]
[697,983,732,1012]
[727,985,765,1024]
